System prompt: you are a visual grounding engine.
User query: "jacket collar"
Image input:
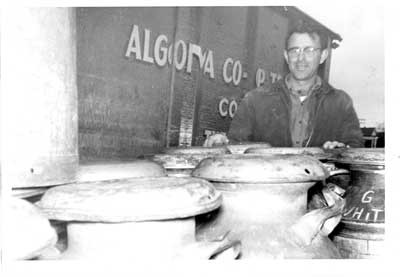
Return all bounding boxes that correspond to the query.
[265,75,333,96]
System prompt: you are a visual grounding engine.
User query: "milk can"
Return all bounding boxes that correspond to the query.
[36,177,241,260]
[6,197,58,260]
[150,146,230,177]
[243,147,349,210]
[4,8,78,199]
[47,160,167,255]
[331,148,385,258]
[192,154,345,258]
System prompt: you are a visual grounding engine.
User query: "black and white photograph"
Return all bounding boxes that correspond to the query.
[0,0,398,276]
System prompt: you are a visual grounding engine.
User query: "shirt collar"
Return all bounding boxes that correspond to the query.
[285,74,322,97]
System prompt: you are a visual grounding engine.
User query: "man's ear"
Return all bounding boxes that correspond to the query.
[319,49,329,64]
[284,50,289,64]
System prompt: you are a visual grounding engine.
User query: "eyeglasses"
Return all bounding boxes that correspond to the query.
[286,47,321,58]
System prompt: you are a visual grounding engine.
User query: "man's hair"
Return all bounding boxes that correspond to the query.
[285,20,329,50]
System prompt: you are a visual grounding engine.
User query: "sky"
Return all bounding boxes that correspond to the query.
[297,3,384,128]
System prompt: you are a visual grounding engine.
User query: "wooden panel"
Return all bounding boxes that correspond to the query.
[77,8,175,161]
[193,7,249,146]
[254,7,289,83]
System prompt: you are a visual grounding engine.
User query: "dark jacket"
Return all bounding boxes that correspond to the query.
[228,78,364,147]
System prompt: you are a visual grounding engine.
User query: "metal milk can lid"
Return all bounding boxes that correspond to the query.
[36,177,222,222]
[77,160,166,182]
[161,146,230,155]
[192,154,329,183]
[334,148,385,166]
[151,147,230,169]
[227,142,272,154]
[244,147,333,160]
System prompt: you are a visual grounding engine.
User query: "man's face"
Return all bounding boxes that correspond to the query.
[284,32,328,81]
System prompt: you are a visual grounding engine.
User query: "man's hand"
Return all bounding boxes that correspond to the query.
[203,134,229,147]
[322,141,349,149]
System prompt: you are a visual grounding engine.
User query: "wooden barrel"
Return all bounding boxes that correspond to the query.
[331,148,385,258]
[3,8,78,189]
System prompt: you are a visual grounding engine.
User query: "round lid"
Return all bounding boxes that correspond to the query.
[244,147,332,160]
[161,146,230,155]
[8,197,57,260]
[36,177,222,222]
[150,154,212,170]
[77,160,166,182]
[227,142,272,154]
[12,187,49,198]
[334,148,385,166]
[192,154,328,183]
[153,147,230,169]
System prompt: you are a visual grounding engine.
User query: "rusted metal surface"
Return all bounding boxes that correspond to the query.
[7,197,57,260]
[331,148,385,258]
[36,177,241,259]
[193,154,344,258]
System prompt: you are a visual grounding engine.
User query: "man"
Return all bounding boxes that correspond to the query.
[204,22,364,149]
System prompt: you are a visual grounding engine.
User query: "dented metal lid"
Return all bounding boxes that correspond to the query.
[151,146,230,170]
[192,154,329,183]
[161,146,230,155]
[244,147,332,160]
[334,148,385,166]
[77,160,166,182]
[36,177,222,222]
[227,142,272,154]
